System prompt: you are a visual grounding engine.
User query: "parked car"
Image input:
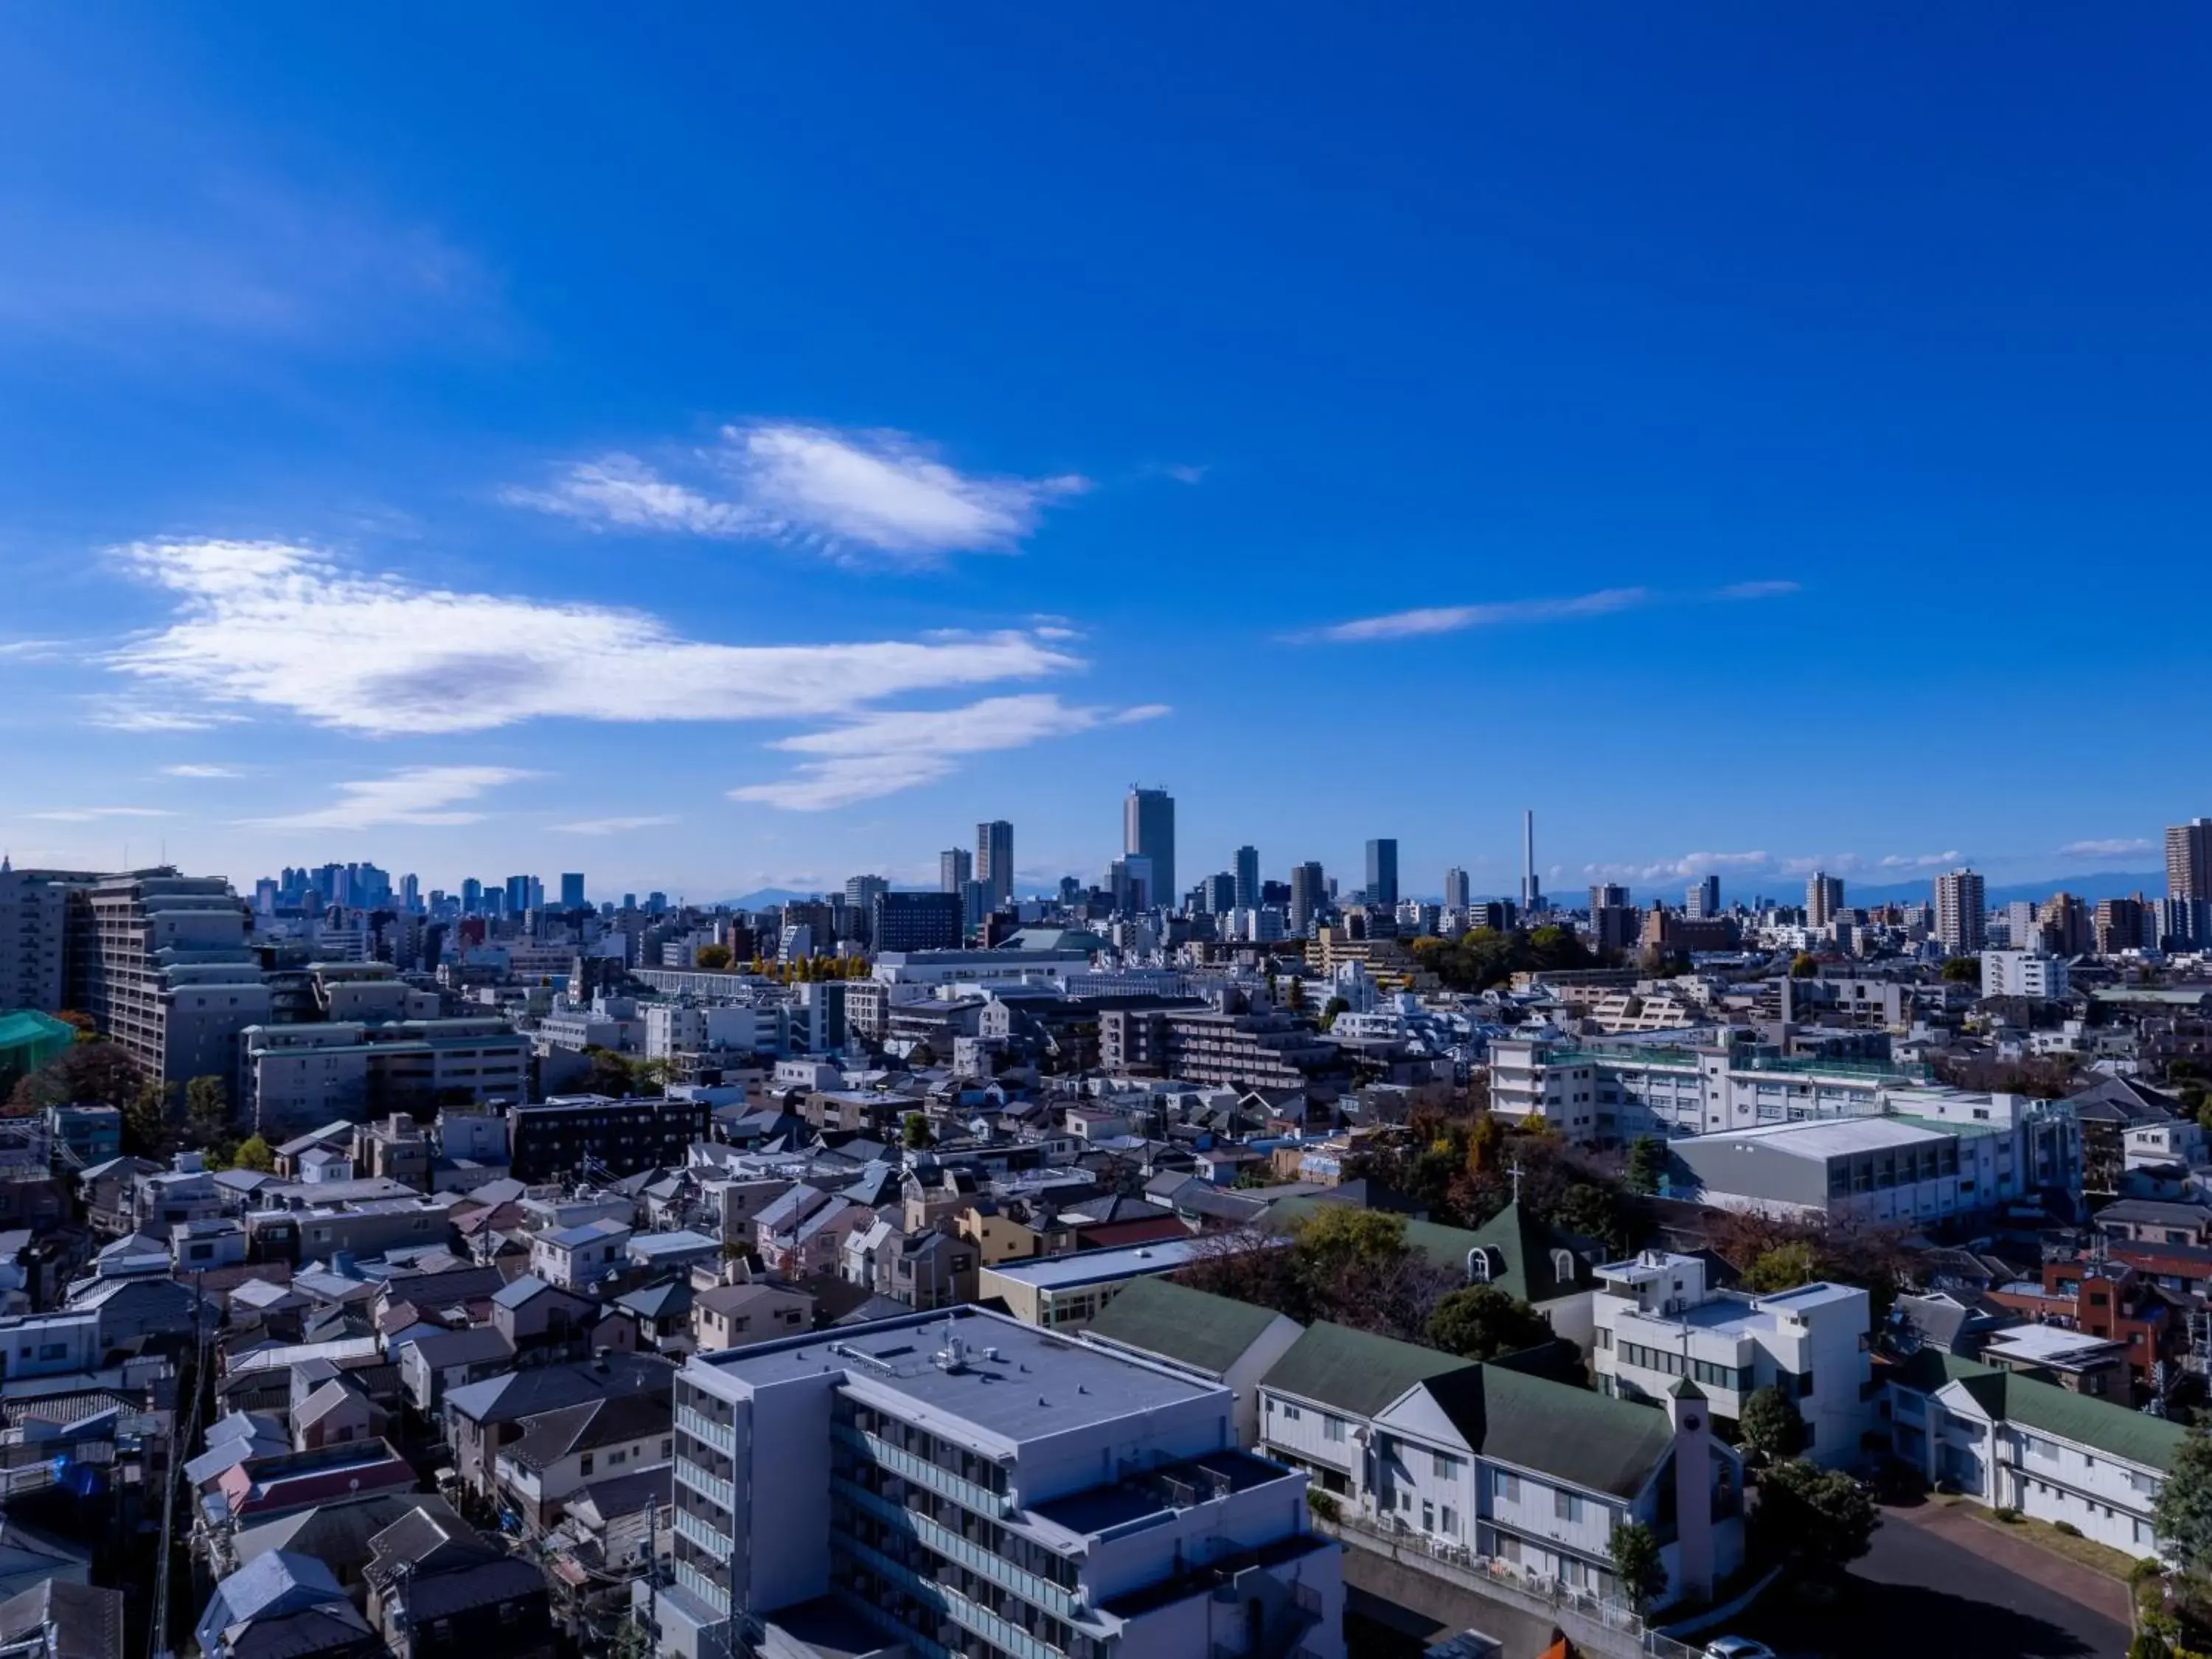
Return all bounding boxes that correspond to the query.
[1703,1639,1777,1659]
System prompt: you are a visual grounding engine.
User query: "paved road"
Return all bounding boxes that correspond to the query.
[1725,1506,2131,1659]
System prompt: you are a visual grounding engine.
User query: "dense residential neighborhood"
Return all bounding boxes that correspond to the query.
[7,816,2212,1657]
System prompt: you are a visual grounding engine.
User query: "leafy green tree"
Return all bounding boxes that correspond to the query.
[1624,1135,1667,1196]
[695,943,734,970]
[123,1077,174,1158]
[1607,1519,1669,1613]
[1425,1284,1554,1362]
[1756,1458,1877,1570]
[2154,1422,2212,1578]
[582,1045,636,1096]
[902,1112,936,1150]
[1553,1181,1632,1256]
[229,1134,276,1173]
[1285,976,1307,1011]
[184,1075,230,1148]
[1320,996,1349,1032]
[1941,956,1983,985]
[1743,1239,1820,1294]
[1738,1384,1805,1462]
[1790,952,1819,979]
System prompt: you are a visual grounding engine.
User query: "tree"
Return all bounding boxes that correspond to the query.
[902,1112,936,1150]
[1738,1384,1806,1462]
[1941,956,1983,986]
[1285,976,1307,1012]
[8,1038,141,1113]
[229,1134,276,1173]
[1624,1135,1668,1197]
[1552,1182,1633,1257]
[1319,996,1349,1032]
[1743,1239,1820,1294]
[2154,1422,2212,1579]
[907,1042,938,1069]
[1425,1284,1554,1362]
[1790,952,1819,979]
[1756,1458,1877,1570]
[184,1075,230,1149]
[123,1078,174,1158]
[1608,1519,1669,1614]
[695,943,734,970]
[582,1046,636,1097]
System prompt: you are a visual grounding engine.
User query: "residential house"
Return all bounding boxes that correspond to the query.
[1082,1276,1303,1443]
[397,1326,517,1416]
[691,1281,813,1351]
[364,1505,555,1659]
[441,1353,674,1501]
[529,1219,633,1293]
[488,1276,635,1365]
[0,1579,125,1659]
[493,1392,675,1530]
[194,1551,383,1659]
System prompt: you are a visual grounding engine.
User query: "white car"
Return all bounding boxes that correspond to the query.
[1703,1641,1777,1659]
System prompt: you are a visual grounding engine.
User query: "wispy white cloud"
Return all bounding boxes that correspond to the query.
[1878,850,1963,869]
[2059,838,2155,858]
[507,420,1091,563]
[1714,580,1802,600]
[24,806,177,822]
[1301,588,1650,644]
[1583,850,1773,883]
[244,766,532,831]
[551,815,680,836]
[1778,854,1865,877]
[160,764,245,779]
[732,695,1169,812]
[86,695,243,732]
[0,639,67,661]
[109,540,1082,737]
[1299,578,1801,644]
[1161,464,1208,485]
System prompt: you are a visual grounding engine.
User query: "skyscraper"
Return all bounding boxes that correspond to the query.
[1365,839,1399,908]
[1203,872,1237,914]
[1123,787,1175,911]
[1934,868,1987,954]
[939,847,973,894]
[1806,872,1844,928]
[976,820,1014,908]
[1234,845,1260,911]
[559,872,586,910]
[1588,883,1630,911]
[2168,818,2212,901]
[504,875,531,916]
[1685,874,1721,919]
[845,874,889,944]
[1443,866,1471,910]
[1290,861,1326,933]
[1519,810,1541,911]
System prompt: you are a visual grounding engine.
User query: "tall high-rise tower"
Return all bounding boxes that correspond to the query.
[939,847,973,894]
[1123,787,1175,911]
[1442,867,1471,910]
[1290,862,1326,933]
[1519,810,1541,911]
[1935,868,1987,955]
[976,821,1015,908]
[1806,871,1845,928]
[1364,839,1399,909]
[2168,818,2212,901]
[1233,846,1260,911]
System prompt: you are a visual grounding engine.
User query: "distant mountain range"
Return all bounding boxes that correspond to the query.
[1620,870,2168,911]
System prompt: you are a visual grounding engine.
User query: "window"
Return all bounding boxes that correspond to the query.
[1433,1450,1459,1480]
[609,1449,627,1466]
[1323,1416,1346,1444]
[1280,1404,1302,1422]
[663,1439,674,1457]
[1440,1505,1458,1537]
[1495,1470,1520,1504]
[580,1453,594,1475]
[1554,1489,1582,1524]
[1422,1501,1434,1532]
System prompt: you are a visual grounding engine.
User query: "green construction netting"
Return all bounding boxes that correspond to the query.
[0,1009,74,1092]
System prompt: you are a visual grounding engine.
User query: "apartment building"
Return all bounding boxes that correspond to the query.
[67,869,271,1093]
[240,1018,528,1135]
[1888,1347,2179,1558]
[1590,1252,1869,1463]
[1255,1321,1744,1610]
[507,1094,711,1182]
[662,1307,1343,1659]
[0,862,97,1013]
[1098,1005,1349,1097]
[1981,950,2070,1001]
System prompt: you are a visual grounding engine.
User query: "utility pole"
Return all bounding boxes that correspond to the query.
[150,1271,208,1659]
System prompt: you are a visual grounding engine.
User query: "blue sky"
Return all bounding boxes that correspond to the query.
[1,7,2208,905]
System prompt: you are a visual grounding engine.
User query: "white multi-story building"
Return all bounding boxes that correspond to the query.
[1590,1252,1870,1464]
[1980,950,2070,1001]
[661,1307,1343,1659]
[1887,1348,2177,1559]
[1254,1321,1744,1610]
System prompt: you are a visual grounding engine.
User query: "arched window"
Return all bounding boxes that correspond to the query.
[1553,1248,1576,1284]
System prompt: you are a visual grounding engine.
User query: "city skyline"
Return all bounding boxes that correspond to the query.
[4,12,2211,899]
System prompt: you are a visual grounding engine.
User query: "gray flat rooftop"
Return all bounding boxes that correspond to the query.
[1029,1447,1288,1540]
[980,1235,1265,1290]
[689,1307,1222,1450]
[1694,1116,1950,1158]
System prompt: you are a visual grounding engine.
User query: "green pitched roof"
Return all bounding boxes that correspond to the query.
[1419,1363,1680,1500]
[1082,1276,1289,1377]
[1267,1196,1593,1304]
[1260,1321,1476,1418]
[1893,1347,2188,1472]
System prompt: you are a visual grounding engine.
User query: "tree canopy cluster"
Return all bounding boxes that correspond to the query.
[1407,925,1596,992]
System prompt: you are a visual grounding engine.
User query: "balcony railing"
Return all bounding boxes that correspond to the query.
[836,1534,1066,1659]
[672,1506,731,1559]
[677,1402,737,1455]
[835,1475,1077,1620]
[673,1558,731,1616]
[674,1458,736,1511]
[832,1422,1015,1518]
